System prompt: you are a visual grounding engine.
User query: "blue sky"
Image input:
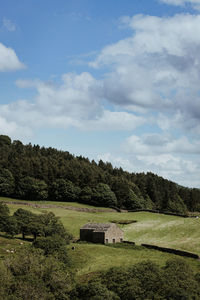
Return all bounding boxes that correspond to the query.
[0,0,200,188]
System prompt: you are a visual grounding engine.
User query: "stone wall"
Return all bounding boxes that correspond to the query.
[104,224,124,244]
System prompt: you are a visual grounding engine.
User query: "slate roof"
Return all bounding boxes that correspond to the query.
[81,223,113,232]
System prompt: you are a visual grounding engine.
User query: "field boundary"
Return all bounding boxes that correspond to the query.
[2,201,116,213]
[141,243,199,259]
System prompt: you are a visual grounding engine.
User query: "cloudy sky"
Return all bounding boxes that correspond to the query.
[0,0,200,188]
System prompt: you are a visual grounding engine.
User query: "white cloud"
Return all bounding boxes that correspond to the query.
[81,110,145,131]
[3,18,16,32]
[159,0,200,10]
[0,116,32,140]
[118,133,200,187]
[90,14,200,133]
[0,72,145,141]
[0,43,25,71]
[124,133,200,155]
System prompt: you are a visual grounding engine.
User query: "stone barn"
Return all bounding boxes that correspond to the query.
[80,223,124,244]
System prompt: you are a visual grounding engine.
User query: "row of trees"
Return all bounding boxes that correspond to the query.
[0,134,199,213]
[0,202,71,242]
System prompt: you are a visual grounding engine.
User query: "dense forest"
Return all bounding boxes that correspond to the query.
[0,134,200,214]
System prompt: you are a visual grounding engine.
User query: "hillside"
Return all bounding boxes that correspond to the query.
[1,198,200,299]
[0,134,200,214]
[3,197,200,256]
[0,198,199,274]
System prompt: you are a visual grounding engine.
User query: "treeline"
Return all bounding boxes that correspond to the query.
[0,134,200,213]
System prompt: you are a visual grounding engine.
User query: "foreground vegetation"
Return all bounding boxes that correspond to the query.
[1,244,200,300]
[1,245,200,300]
[0,134,200,214]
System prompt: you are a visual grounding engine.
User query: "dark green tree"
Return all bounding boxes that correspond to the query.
[2,246,73,300]
[4,216,19,238]
[33,235,66,255]
[40,212,72,242]
[92,183,117,207]
[162,258,200,299]
[13,208,36,239]
[0,201,10,232]
[79,186,93,204]
[16,176,48,200]
[70,281,119,300]
[0,168,15,197]
[50,178,79,202]
[33,235,71,264]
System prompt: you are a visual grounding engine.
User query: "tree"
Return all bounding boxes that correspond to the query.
[162,258,200,299]
[167,194,187,214]
[71,282,119,300]
[33,235,66,255]
[0,202,10,232]
[92,183,117,207]
[0,135,11,147]
[27,217,44,241]
[1,246,73,299]
[80,186,93,204]
[33,235,71,264]
[13,208,36,239]
[50,178,79,202]
[4,216,19,238]
[0,168,15,197]
[16,176,48,200]
[40,212,72,242]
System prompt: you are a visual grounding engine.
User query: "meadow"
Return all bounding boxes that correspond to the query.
[1,197,200,274]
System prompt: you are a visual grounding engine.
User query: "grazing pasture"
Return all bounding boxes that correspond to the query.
[1,197,200,274]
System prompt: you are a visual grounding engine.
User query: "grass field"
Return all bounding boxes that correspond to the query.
[1,197,200,274]
[67,243,200,275]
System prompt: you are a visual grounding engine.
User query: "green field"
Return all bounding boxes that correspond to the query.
[1,197,200,274]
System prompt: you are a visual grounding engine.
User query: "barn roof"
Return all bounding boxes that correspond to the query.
[81,223,113,232]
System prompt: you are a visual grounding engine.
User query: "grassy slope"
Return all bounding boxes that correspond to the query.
[1,197,200,274]
[67,243,200,275]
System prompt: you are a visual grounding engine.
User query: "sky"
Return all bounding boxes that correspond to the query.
[0,0,200,188]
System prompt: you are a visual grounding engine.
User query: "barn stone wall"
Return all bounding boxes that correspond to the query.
[104,224,124,243]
